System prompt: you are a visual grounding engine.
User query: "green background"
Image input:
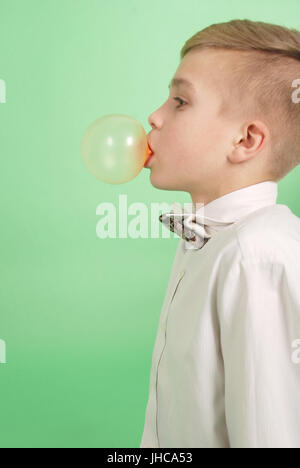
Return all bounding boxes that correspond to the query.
[0,0,300,448]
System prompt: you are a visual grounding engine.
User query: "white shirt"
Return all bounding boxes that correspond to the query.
[140,181,300,448]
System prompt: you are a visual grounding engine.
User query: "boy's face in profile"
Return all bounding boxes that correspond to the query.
[147,48,241,203]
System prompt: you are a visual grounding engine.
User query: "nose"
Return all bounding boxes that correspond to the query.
[148,110,157,129]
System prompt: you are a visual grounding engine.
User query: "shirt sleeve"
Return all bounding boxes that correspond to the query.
[217,259,300,448]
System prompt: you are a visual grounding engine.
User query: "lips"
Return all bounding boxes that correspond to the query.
[144,141,155,167]
[147,141,154,156]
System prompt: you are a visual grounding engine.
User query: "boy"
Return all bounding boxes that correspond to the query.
[140,19,300,448]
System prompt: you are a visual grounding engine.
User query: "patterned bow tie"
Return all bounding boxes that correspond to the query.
[159,202,234,250]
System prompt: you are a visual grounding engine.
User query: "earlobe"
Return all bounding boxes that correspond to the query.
[227,145,248,164]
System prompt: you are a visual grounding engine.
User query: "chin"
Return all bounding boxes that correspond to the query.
[149,172,185,191]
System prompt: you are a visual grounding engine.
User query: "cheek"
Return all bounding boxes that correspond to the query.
[169,122,195,154]
[164,110,223,160]
[192,116,226,154]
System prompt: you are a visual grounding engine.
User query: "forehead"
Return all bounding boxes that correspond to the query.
[168,76,197,95]
[172,49,245,118]
[171,48,240,115]
[171,48,234,93]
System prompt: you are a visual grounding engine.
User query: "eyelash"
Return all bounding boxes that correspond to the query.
[173,97,187,109]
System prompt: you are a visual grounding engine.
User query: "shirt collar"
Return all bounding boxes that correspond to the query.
[159,181,278,250]
[192,180,278,223]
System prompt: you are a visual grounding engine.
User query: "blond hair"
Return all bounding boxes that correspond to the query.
[180,19,300,181]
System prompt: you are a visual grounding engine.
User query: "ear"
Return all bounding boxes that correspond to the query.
[227,121,270,164]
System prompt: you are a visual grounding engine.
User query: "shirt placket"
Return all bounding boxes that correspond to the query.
[154,267,186,447]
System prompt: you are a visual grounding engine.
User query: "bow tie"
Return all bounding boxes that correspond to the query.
[159,202,235,250]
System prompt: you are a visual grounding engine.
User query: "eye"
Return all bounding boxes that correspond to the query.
[173,97,187,109]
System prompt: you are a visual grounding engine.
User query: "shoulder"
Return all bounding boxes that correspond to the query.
[215,205,300,304]
[214,204,300,283]
[231,204,300,264]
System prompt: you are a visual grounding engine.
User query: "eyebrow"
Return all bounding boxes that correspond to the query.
[168,77,196,94]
